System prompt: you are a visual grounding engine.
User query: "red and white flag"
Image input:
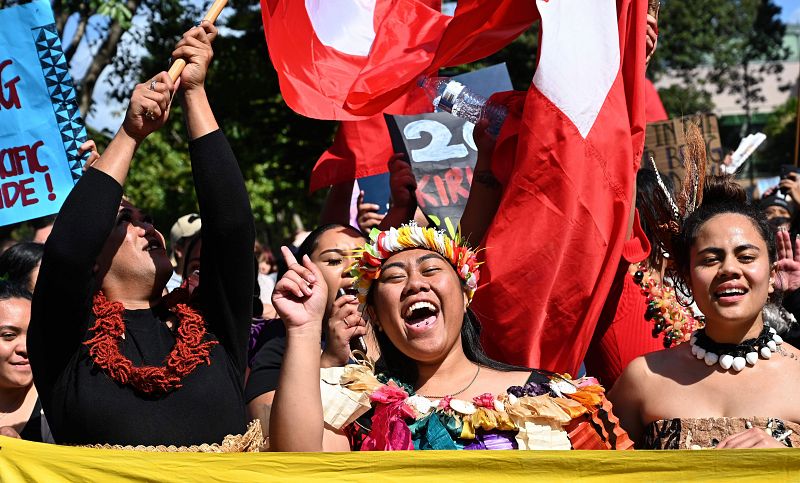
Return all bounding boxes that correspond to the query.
[261,0,537,120]
[471,0,648,374]
[309,83,434,192]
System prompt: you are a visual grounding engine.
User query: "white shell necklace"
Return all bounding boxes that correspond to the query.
[689,326,783,372]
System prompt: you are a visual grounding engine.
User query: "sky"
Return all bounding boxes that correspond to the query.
[780,0,800,23]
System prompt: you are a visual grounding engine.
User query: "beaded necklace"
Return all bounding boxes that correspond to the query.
[84,291,218,394]
[632,262,703,348]
[689,326,783,372]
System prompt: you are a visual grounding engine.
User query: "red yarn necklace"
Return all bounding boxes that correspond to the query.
[84,291,218,394]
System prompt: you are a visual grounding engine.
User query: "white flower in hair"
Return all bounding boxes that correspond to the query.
[409,224,427,247]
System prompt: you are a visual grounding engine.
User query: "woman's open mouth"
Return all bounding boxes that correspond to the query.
[713,286,748,304]
[403,301,439,331]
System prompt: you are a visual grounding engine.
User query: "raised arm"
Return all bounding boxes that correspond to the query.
[29,74,174,399]
[270,247,350,451]
[460,119,502,245]
[376,154,418,230]
[174,22,255,373]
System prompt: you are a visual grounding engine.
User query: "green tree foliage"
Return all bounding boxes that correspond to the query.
[119,0,334,244]
[658,84,714,118]
[652,0,789,128]
[123,2,541,244]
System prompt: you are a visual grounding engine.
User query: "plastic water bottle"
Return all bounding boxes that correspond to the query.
[418,75,508,138]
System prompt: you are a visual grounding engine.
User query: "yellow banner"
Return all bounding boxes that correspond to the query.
[0,436,798,482]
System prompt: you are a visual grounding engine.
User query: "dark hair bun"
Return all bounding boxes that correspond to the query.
[702,175,747,205]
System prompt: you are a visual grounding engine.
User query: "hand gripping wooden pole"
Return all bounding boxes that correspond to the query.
[167,0,228,82]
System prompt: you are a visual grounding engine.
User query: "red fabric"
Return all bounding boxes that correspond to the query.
[471,0,648,375]
[644,78,668,123]
[262,0,539,120]
[361,383,415,451]
[309,83,433,192]
[345,1,540,116]
[583,212,663,388]
[487,91,527,191]
[310,116,393,192]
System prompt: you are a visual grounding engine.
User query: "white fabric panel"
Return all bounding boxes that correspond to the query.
[305,0,377,57]
[533,0,620,138]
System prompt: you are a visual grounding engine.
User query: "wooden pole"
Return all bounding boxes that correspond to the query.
[167,0,228,82]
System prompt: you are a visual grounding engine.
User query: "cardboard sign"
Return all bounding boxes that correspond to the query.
[642,114,724,187]
[385,64,512,225]
[386,112,477,224]
[451,63,514,98]
[0,0,87,226]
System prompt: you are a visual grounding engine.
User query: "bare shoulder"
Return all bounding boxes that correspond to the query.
[611,347,682,398]
[611,355,651,395]
[775,341,800,369]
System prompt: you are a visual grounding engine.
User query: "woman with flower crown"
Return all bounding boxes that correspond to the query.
[27,22,256,448]
[609,173,800,449]
[268,223,632,451]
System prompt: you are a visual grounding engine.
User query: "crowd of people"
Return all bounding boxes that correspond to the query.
[1,12,799,456]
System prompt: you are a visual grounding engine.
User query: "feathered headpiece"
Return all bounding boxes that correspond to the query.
[349,221,481,305]
[644,121,707,258]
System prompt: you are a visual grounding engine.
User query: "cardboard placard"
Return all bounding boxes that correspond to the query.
[642,114,724,187]
[385,64,512,225]
[0,0,87,226]
[386,112,477,225]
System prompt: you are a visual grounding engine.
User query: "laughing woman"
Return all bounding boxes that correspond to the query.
[28,22,255,447]
[609,176,800,449]
[269,223,631,451]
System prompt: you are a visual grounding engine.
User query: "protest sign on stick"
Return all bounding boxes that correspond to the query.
[642,114,724,187]
[0,0,89,226]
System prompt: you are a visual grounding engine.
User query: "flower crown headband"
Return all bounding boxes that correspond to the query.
[349,221,481,305]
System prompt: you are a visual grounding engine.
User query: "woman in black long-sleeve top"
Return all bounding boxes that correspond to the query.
[27,22,254,447]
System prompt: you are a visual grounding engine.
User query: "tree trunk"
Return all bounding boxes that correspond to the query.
[64,11,89,62]
[54,1,71,34]
[77,0,141,116]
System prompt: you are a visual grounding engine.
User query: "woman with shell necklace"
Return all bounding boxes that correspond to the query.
[609,175,800,449]
[27,22,254,447]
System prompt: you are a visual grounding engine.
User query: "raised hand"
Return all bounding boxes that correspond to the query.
[272,246,328,332]
[356,190,385,234]
[473,118,497,160]
[387,153,417,210]
[172,21,217,93]
[645,14,658,64]
[121,71,175,142]
[775,229,800,293]
[79,140,101,171]
[321,294,368,367]
[779,172,800,204]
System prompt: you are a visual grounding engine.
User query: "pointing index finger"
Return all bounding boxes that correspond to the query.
[281,245,299,267]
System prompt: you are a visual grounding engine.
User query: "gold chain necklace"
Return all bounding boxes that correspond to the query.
[416,365,481,399]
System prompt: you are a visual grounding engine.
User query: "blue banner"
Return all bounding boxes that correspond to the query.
[0,0,87,226]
